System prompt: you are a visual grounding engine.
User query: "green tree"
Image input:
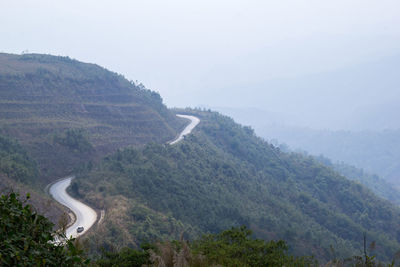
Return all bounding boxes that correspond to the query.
[192,226,314,267]
[97,246,150,267]
[0,134,38,183]
[0,192,88,266]
[53,129,93,152]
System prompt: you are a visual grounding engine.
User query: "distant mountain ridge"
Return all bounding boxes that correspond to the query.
[212,105,400,192]
[257,125,400,189]
[207,55,400,131]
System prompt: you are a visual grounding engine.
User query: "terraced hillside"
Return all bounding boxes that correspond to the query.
[0,53,185,182]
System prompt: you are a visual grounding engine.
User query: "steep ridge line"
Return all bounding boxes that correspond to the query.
[48,114,200,239]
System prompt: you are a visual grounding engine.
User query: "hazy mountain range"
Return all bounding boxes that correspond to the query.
[207,54,400,131]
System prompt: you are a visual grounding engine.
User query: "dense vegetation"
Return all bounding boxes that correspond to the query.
[53,129,93,152]
[0,134,38,184]
[190,226,315,266]
[0,192,88,266]
[97,226,400,267]
[261,125,400,188]
[2,191,395,266]
[314,155,400,206]
[0,134,65,224]
[3,53,400,265]
[75,109,400,262]
[0,53,185,181]
[98,226,315,267]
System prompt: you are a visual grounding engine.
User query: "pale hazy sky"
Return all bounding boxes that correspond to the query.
[1,0,400,129]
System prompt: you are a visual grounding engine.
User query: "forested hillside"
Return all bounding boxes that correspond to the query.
[314,155,400,206]
[0,134,38,185]
[3,53,400,264]
[75,109,400,262]
[0,134,64,224]
[0,53,186,183]
[259,125,400,188]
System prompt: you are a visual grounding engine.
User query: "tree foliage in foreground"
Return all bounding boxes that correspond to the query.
[0,191,395,267]
[191,226,315,267]
[97,226,315,267]
[96,245,151,267]
[0,192,88,266]
[97,226,400,267]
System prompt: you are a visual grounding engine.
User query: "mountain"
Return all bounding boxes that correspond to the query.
[74,109,400,262]
[199,106,400,207]
[313,155,400,206]
[256,125,400,189]
[0,52,186,228]
[0,53,186,184]
[2,53,400,263]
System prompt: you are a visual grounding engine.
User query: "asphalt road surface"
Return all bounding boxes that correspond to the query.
[49,176,97,239]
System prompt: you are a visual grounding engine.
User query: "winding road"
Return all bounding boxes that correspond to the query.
[49,114,200,239]
[169,115,200,145]
[49,176,97,239]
